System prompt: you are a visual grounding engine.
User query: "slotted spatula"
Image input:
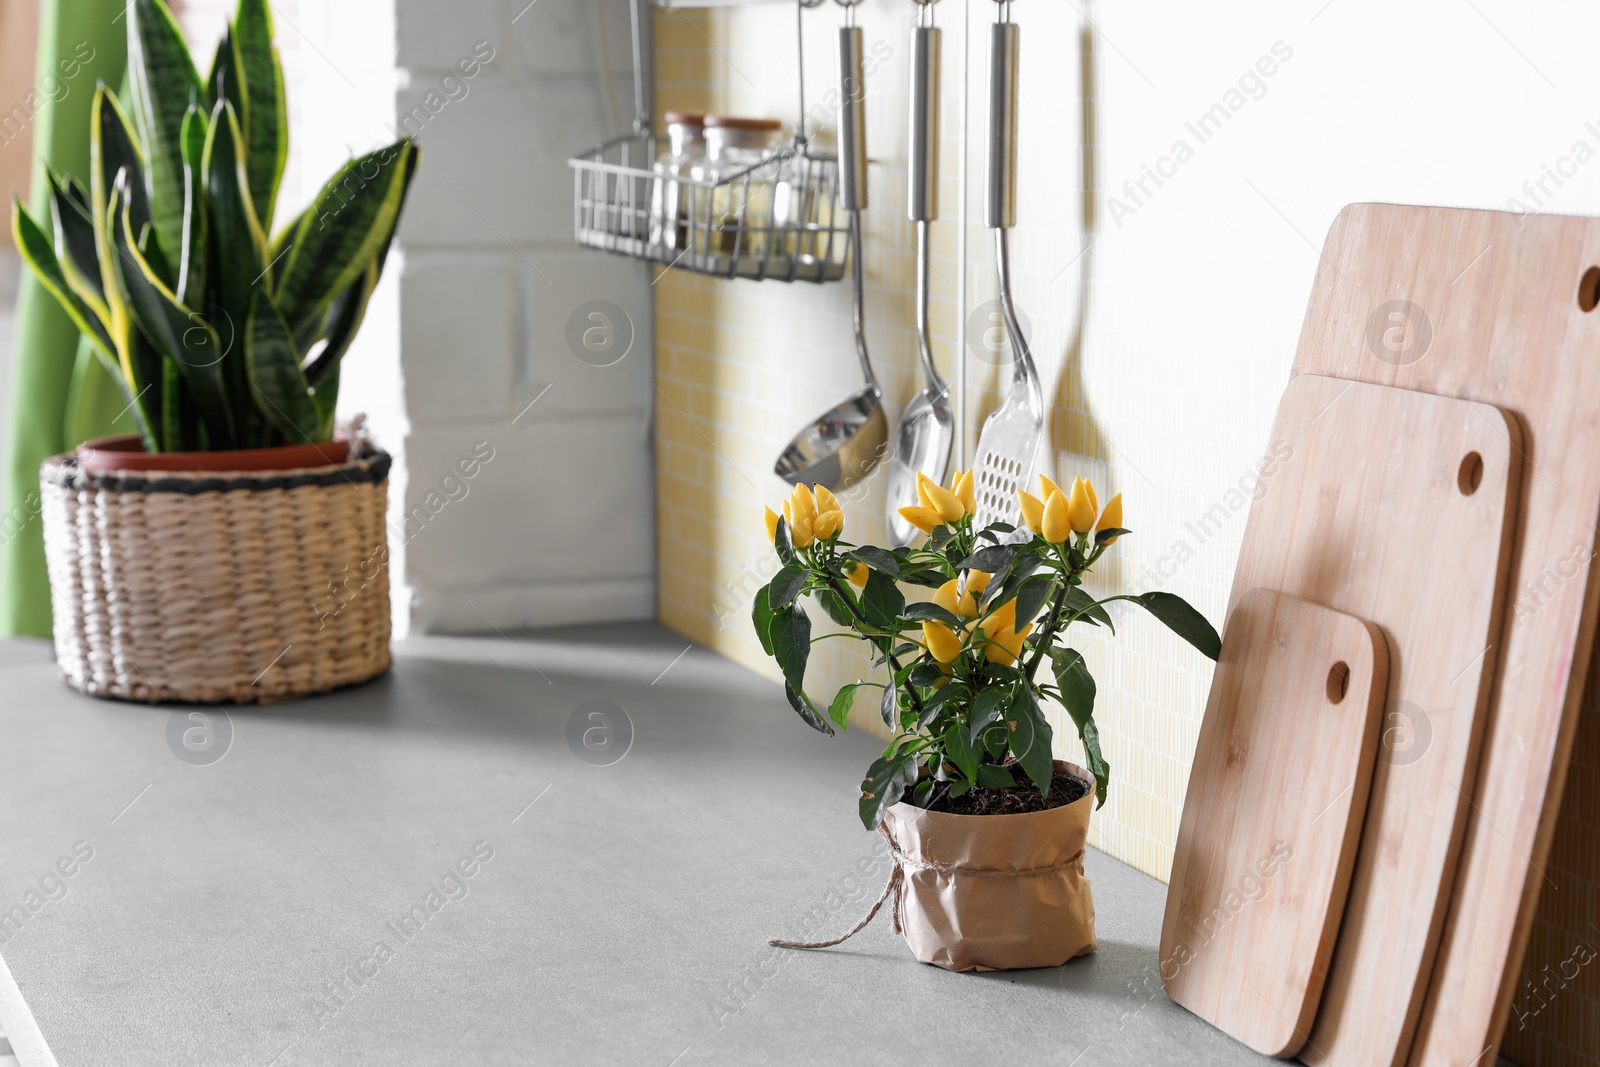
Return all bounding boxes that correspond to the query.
[971,9,1042,528]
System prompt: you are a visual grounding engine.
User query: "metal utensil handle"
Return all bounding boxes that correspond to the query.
[985,21,1019,230]
[629,0,653,137]
[908,26,940,223]
[839,26,868,211]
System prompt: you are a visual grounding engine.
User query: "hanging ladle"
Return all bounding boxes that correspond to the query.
[886,1,953,545]
[775,0,887,491]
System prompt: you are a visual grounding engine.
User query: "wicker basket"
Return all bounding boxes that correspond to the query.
[39,444,393,704]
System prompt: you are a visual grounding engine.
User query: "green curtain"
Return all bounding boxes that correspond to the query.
[1,0,129,637]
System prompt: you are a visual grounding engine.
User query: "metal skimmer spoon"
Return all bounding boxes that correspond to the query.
[775,10,887,492]
[970,4,1042,529]
[886,8,953,546]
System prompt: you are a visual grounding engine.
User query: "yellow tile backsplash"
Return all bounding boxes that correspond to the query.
[652,0,1236,883]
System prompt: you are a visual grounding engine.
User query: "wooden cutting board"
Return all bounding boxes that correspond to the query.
[1163,591,1388,1057]
[1201,374,1521,1067]
[1291,205,1600,1067]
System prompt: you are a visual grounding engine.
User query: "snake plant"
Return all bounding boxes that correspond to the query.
[11,0,419,452]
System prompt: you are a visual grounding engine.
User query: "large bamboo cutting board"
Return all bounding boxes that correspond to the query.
[1290,204,1600,1067]
[1163,592,1388,1057]
[1207,374,1521,1067]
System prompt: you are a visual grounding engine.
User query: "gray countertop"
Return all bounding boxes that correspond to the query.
[0,624,1291,1066]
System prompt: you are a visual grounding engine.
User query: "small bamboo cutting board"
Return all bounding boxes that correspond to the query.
[1181,374,1521,1067]
[1163,591,1387,1057]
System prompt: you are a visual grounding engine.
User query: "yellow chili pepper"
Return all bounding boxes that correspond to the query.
[1041,490,1071,544]
[1067,477,1096,534]
[922,620,963,664]
[1017,490,1046,535]
[1096,493,1123,544]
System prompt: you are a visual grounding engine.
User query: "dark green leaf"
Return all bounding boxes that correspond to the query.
[816,587,855,627]
[274,140,412,338]
[917,683,968,727]
[91,88,154,285]
[976,764,1015,790]
[908,662,944,687]
[1078,719,1110,809]
[203,99,268,333]
[311,360,338,443]
[17,196,113,365]
[1050,647,1097,729]
[901,601,962,628]
[177,103,208,306]
[768,563,807,610]
[751,584,775,656]
[206,29,246,147]
[880,681,897,728]
[1095,527,1131,545]
[960,543,1018,573]
[128,0,203,260]
[784,682,834,735]
[107,184,231,446]
[47,173,104,313]
[827,684,860,730]
[773,516,797,565]
[1008,688,1055,797]
[967,687,1007,743]
[232,0,288,226]
[944,721,979,783]
[860,755,914,829]
[847,545,901,577]
[1135,591,1222,660]
[1065,585,1113,629]
[769,602,811,697]
[1015,574,1054,629]
[859,568,906,631]
[244,289,318,444]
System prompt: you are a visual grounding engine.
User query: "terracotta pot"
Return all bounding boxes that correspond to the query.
[882,760,1098,972]
[76,433,350,473]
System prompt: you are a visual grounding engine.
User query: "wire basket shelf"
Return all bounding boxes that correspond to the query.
[569,133,851,283]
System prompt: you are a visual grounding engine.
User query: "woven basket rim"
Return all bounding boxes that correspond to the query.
[41,443,392,495]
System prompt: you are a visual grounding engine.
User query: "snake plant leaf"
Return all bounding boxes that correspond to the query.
[205,29,245,137]
[46,173,107,320]
[128,0,201,265]
[245,289,319,444]
[202,98,268,340]
[11,199,116,363]
[311,361,339,442]
[302,258,376,385]
[299,142,418,383]
[274,140,414,338]
[91,87,154,276]
[232,0,287,227]
[109,178,234,447]
[178,104,209,307]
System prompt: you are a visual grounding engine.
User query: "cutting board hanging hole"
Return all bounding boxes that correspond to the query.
[1458,452,1484,495]
[1578,265,1600,312]
[1327,661,1352,704]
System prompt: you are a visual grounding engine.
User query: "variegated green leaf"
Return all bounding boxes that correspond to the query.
[202,98,267,327]
[12,199,115,362]
[233,0,287,227]
[108,180,233,447]
[274,140,413,338]
[178,104,208,306]
[245,289,319,444]
[47,172,107,321]
[128,0,201,264]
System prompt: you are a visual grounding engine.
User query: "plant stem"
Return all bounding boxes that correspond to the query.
[823,574,924,715]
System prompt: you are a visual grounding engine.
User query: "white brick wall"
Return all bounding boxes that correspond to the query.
[390,0,655,633]
[182,0,656,636]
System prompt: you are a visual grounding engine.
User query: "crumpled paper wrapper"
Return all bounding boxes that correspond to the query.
[883,760,1097,972]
